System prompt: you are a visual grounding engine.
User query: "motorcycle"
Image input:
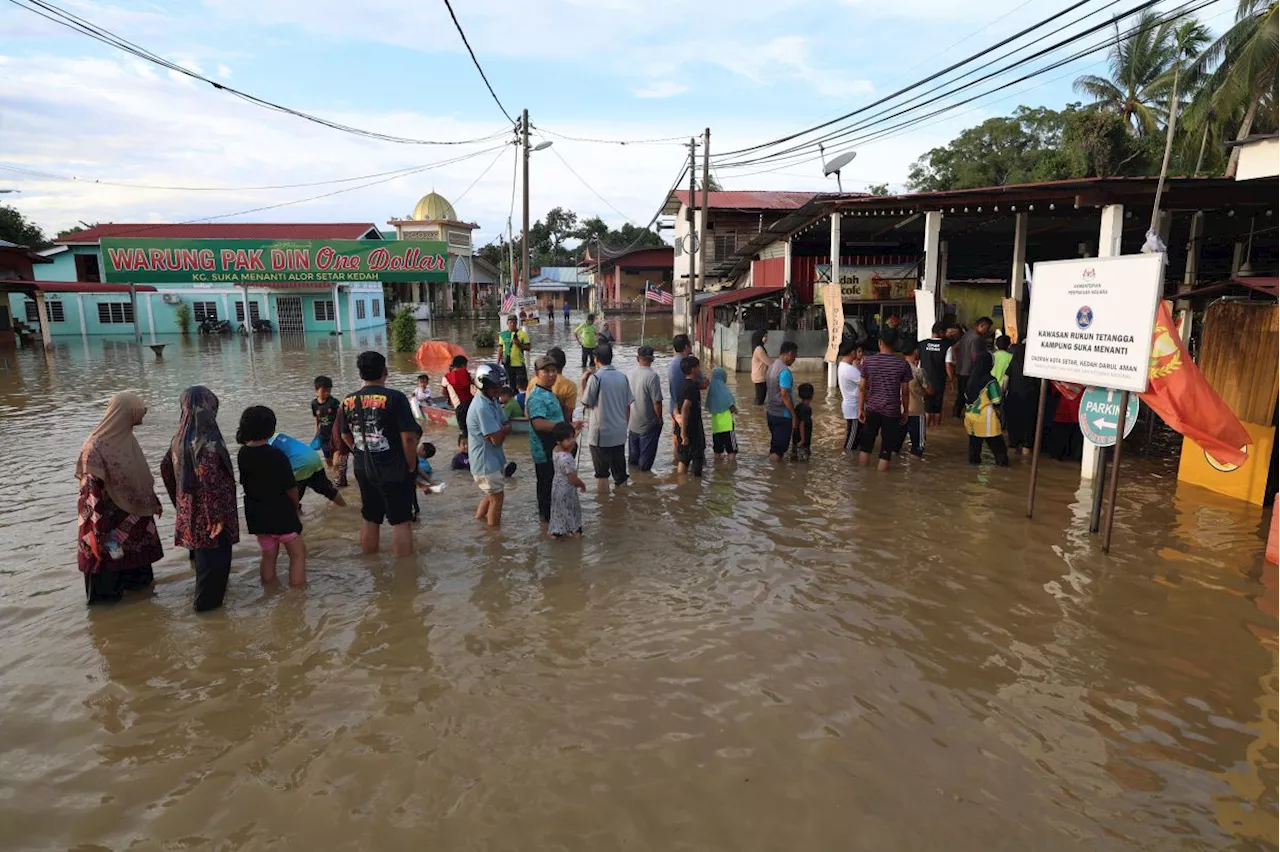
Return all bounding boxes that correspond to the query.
[239,318,273,334]
[199,318,232,335]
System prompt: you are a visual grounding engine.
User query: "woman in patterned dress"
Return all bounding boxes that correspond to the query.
[76,392,165,604]
[160,386,240,612]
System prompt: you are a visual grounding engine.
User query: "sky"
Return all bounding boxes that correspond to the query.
[0,0,1236,244]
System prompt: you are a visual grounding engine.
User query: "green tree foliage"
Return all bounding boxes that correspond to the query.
[1073,10,1190,136]
[477,208,667,278]
[56,223,100,240]
[866,183,891,196]
[0,204,50,248]
[390,306,417,353]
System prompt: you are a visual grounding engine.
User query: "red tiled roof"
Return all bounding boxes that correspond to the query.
[669,190,817,211]
[57,223,381,244]
[0,281,157,293]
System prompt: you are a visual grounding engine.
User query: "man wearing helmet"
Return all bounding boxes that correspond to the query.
[466,363,513,526]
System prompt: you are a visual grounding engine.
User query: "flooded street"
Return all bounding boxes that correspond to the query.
[0,315,1275,851]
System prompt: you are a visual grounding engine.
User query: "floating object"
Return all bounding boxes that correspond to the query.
[148,344,166,358]
[415,340,467,373]
[411,398,455,427]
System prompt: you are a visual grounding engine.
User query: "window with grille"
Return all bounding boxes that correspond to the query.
[234,301,261,322]
[193,301,218,322]
[24,299,66,323]
[96,302,135,324]
[713,233,738,262]
[314,300,335,322]
[355,300,367,320]
[371,298,381,317]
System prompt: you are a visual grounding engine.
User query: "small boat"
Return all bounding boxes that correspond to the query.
[411,397,455,427]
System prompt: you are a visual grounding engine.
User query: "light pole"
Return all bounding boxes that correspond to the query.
[520,108,552,295]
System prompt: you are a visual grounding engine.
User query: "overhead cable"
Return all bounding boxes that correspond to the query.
[439,0,516,125]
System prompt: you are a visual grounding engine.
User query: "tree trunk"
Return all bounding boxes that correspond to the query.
[1193,123,1210,176]
[1225,98,1260,178]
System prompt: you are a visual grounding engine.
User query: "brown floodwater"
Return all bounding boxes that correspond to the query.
[0,315,1275,851]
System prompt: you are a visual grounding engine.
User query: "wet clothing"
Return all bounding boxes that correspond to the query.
[76,392,161,519]
[77,474,163,604]
[964,370,1007,465]
[312,397,340,452]
[792,402,813,452]
[668,357,689,413]
[678,382,706,475]
[590,444,628,485]
[859,411,905,461]
[628,365,664,434]
[238,444,302,537]
[341,385,419,483]
[767,415,792,458]
[269,432,324,482]
[712,430,738,456]
[550,449,582,536]
[526,384,564,465]
[466,394,508,478]
[919,338,949,405]
[583,365,633,449]
[161,444,239,552]
[628,425,662,471]
[192,531,233,613]
[838,361,862,420]
[861,353,913,418]
[764,359,793,420]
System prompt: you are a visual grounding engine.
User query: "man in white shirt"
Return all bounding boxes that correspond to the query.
[837,340,863,452]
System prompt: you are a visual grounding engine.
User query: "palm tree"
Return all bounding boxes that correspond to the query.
[1189,0,1278,175]
[1074,10,1182,135]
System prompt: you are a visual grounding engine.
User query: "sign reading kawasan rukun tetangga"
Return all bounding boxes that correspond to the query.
[100,238,450,284]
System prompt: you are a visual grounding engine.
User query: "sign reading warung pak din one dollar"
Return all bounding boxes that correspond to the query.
[100,238,450,284]
[1023,254,1164,394]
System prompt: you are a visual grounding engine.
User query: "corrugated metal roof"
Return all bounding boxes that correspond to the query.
[56,222,382,244]
[696,286,783,309]
[531,266,592,285]
[665,190,819,214]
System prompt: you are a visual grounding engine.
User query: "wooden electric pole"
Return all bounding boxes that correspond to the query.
[521,108,530,296]
[686,137,697,334]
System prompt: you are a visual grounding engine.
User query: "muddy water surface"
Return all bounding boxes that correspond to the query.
[0,315,1275,850]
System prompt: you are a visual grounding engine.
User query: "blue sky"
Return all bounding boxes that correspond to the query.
[0,0,1235,241]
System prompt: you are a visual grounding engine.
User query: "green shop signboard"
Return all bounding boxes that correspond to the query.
[100,238,450,284]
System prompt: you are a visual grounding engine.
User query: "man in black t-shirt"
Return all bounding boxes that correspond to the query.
[340,351,421,557]
[919,322,950,427]
[677,355,706,478]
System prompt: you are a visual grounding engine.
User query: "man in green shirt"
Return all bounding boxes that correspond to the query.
[574,313,599,371]
[497,314,531,391]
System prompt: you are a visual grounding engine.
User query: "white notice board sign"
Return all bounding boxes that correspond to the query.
[1024,254,1163,393]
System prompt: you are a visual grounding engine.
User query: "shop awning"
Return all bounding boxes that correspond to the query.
[696,286,783,308]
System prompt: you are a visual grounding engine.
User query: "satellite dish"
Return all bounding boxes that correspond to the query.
[822,150,856,177]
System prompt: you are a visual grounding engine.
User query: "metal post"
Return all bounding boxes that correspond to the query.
[1026,378,1048,518]
[129,281,141,343]
[241,282,251,334]
[521,108,530,296]
[1089,450,1108,533]
[700,127,711,297]
[685,137,697,335]
[828,210,841,389]
[1101,391,1131,553]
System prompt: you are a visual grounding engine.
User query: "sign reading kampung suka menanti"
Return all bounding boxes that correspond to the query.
[1024,254,1164,394]
[101,238,450,284]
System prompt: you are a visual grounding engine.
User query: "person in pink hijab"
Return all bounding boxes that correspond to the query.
[76,392,164,604]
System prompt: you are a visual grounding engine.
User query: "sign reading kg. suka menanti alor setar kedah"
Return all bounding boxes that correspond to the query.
[1023,253,1163,394]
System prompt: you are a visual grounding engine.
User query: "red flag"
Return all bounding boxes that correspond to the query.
[1140,301,1252,466]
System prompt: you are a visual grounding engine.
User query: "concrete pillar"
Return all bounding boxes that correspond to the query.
[828,212,841,388]
[1082,203,1124,480]
[146,292,156,343]
[922,211,943,293]
[331,284,343,334]
[241,283,252,333]
[77,293,88,337]
[1176,211,1204,345]
[1010,211,1028,301]
[33,290,53,350]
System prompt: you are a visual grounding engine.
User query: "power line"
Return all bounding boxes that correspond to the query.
[0,160,491,192]
[8,0,510,146]
[535,128,689,146]
[94,145,508,238]
[439,0,515,125]
[539,140,642,225]
[711,0,1104,161]
[452,143,514,206]
[715,0,1213,171]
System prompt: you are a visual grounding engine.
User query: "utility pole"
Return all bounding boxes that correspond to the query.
[521,108,531,296]
[686,137,697,335]
[507,216,516,295]
[699,126,710,301]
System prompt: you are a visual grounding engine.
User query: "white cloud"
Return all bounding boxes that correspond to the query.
[632,81,688,99]
[709,35,873,98]
[216,63,233,79]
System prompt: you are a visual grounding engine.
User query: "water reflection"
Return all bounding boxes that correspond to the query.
[0,316,1274,850]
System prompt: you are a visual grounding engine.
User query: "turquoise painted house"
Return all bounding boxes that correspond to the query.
[12,223,390,336]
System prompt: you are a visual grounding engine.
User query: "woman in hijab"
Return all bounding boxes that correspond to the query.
[749,330,771,406]
[1003,342,1040,456]
[160,386,240,612]
[76,392,165,604]
[961,351,1010,466]
[706,367,739,461]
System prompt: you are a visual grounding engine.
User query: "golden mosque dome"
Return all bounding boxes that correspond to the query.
[411,191,457,222]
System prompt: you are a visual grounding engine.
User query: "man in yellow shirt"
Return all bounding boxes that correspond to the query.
[573,313,598,371]
[497,314,531,391]
[526,346,578,420]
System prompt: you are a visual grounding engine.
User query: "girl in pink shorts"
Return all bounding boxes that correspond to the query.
[236,406,307,587]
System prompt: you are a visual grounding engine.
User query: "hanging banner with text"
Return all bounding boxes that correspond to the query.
[1023,254,1164,394]
[101,238,450,284]
[815,263,917,304]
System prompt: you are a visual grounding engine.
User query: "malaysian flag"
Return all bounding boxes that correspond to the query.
[645,283,673,306]
[501,291,517,314]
